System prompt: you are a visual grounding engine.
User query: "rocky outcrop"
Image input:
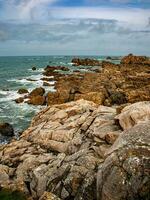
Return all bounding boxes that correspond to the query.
[46,54,150,106]
[0,100,149,200]
[121,54,150,65]
[27,95,46,106]
[0,123,14,137]
[24,87,46,106]
[29,87,45,97]
[97,122,150,200]
[72,58,102,66]
[13,54,150,107]
[43,66,69,77]
[18,88,29,94]
[116,101,150,130]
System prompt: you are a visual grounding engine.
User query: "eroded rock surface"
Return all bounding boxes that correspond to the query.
[97,123,150,200]
[116,101,150,130]
[0,100,149,200]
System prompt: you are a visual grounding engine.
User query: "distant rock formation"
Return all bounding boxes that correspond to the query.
[72,58,102,66]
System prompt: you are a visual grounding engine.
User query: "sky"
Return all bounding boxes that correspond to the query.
[0,0,150,56]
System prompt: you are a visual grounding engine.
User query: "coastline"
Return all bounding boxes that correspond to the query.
[0,54,150,199]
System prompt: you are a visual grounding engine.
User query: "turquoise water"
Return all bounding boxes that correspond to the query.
[0,55,120,142]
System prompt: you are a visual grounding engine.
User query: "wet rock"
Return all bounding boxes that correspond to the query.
[0,123,14,137]
[32,66,36,71]
[17,88,29,94]
[43,66,69,77]
[26,78,36,82]
[27,95,46,106]
[15,97,24,104]
[29,87,45,97]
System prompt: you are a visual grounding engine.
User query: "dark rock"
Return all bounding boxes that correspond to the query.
[32,66,36,71]
[17,88,29,94]
[41,77,54,82]
[26,78,36,82]
[110,92,127,105]
[0,123,14,137]
[106,56,112,60]
[2,89,9,91]
[14,97,24,104]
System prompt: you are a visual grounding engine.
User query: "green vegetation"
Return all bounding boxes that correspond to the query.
[0,189,27,200]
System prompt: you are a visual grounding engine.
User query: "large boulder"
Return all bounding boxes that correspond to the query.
[27,95,46,106]
[0,123,14,137]
[29,87,45,97]
[116,101,150,130]
[32,66,37,71]
[97,122,150,200]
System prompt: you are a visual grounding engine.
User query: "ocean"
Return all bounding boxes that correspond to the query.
[0,55,108,143]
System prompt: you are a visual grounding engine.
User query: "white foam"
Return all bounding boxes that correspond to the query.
[28,68,44,73]
[68,62,74,65]
[0,90,22,102]
[43,81,55,85]
[0,90,8,95]
[43,75,54,79]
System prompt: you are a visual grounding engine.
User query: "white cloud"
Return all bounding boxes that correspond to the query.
[49,7,150,29]
[0,0,59,21]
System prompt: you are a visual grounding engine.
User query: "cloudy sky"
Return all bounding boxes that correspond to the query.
[0,0,150,56]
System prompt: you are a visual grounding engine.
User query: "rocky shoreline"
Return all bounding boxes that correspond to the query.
[14,54,150,107]
[0,54,150,200]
